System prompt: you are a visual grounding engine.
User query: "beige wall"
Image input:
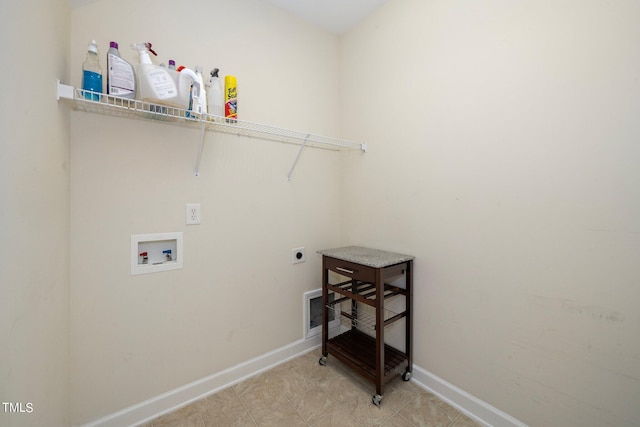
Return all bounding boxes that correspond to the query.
[340,0,640,426]
[69,0,343,424]
[5,1,638,426]
[0,1,71,426]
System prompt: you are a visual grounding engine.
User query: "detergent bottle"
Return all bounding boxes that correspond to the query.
[194,66,207,117]
[179,67,205,118]
[107,41,135,99]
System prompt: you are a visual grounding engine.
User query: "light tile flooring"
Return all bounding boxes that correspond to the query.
[142,349,482,427]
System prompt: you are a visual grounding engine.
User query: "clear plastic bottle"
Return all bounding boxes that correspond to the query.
[207,68,224,117]
[82,40,103,101]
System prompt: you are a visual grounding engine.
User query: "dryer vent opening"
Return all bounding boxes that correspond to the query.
[304,289,340,339]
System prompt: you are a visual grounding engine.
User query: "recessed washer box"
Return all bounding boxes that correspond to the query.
[131,232,183,275]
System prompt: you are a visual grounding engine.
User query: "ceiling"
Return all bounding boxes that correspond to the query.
[69,0,389,34]
[262,0,389,34]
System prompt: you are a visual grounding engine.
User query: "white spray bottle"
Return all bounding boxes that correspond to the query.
[131,42,181,107]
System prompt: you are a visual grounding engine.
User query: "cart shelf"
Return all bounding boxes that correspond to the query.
[327,280,407,308]
[327,329,408,380]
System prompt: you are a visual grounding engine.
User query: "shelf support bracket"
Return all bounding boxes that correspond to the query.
[287,133,310,182]
[57,80,74,101]
[194,121,206,177]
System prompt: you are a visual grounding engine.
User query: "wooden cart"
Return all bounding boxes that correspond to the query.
[317,246,414,406]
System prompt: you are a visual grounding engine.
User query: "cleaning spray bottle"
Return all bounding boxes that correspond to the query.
[107,41,135,99]
[131,42,183,108]
[82,40,103,100]
[206,68,224,117]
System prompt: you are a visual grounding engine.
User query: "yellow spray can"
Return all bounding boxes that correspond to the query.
[224,75,237,122]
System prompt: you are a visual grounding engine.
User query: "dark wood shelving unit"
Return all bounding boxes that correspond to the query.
[317,246,414,406]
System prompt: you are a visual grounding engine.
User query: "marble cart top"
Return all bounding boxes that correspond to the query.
[317,246,414,268]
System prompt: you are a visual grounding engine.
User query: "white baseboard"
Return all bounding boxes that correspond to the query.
[410,365,528,427]
[80,336,525,427]
[79,335,321,427]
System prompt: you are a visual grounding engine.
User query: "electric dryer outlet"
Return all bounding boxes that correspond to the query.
[292,247,305,264]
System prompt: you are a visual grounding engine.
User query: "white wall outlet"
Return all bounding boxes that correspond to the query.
[186,203,201,225]
[292,247,305,264]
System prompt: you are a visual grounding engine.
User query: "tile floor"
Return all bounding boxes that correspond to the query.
[141,349,482,427]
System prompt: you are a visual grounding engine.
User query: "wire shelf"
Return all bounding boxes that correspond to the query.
[327,303,406,331]
[57,82,366,152]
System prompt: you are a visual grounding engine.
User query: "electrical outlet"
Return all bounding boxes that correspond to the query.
[292,247,305,264]
[186,203,201,225]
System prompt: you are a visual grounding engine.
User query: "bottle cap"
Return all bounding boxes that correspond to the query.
[88,40,98,54]
[110,41,118,49]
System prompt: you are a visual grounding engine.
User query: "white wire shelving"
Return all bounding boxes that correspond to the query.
[56,81,367,178]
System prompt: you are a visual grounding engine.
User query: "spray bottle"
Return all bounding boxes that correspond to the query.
[131,42,182,107]
[207,68,224,117]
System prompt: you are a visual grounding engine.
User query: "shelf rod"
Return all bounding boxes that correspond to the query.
[287,133,310,182]
[383,312,407,327]
[194,122,206,177]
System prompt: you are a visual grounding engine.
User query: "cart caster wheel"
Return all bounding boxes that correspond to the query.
[319,356,327,366]
[402,371,412,381]
[372,394,382,407]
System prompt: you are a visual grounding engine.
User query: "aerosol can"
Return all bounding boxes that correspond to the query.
[224,75,237,122]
